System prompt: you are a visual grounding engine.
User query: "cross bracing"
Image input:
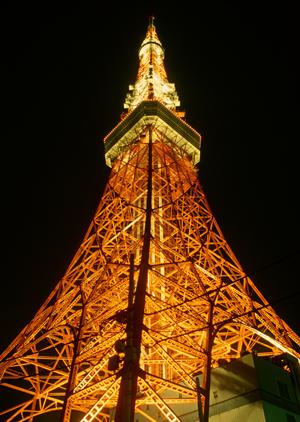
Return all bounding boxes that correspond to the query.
[0,124,299,421]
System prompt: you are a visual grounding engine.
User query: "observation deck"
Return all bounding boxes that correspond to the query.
[104,100,201,167]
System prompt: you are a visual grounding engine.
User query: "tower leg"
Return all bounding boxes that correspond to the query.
[60,299,86,422]
[201,301,214,422]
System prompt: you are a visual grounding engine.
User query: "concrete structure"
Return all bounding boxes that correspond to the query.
[133,353,300,421]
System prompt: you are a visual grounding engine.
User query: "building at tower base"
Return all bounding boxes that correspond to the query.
[119,353,299,421]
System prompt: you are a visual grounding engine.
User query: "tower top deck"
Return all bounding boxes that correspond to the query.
[123,16,181,113]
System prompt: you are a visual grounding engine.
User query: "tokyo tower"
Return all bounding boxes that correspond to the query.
[1,17,299,422]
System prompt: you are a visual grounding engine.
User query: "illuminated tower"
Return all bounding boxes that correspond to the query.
[1,17,299,422]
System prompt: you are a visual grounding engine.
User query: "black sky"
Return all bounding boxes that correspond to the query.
[1,1,299,351]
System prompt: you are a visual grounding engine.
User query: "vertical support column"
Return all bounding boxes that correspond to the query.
[60,289,86,422]
[200,300,214,422]
[29,395,38,422]
[115,126,153,422]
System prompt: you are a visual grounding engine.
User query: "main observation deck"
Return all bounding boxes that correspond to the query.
[104,100,201,167]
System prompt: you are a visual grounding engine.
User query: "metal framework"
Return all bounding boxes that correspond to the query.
[1,17,299,422]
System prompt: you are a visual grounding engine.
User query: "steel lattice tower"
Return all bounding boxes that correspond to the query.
[1,17,299,422]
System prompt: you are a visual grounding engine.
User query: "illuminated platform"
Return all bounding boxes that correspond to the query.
[104,100,201,167]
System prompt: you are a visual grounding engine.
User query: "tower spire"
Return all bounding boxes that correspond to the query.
[124,18,181,112]
[148,14,155,28]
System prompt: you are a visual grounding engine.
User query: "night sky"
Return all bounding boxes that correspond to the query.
[1,1,299,353]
